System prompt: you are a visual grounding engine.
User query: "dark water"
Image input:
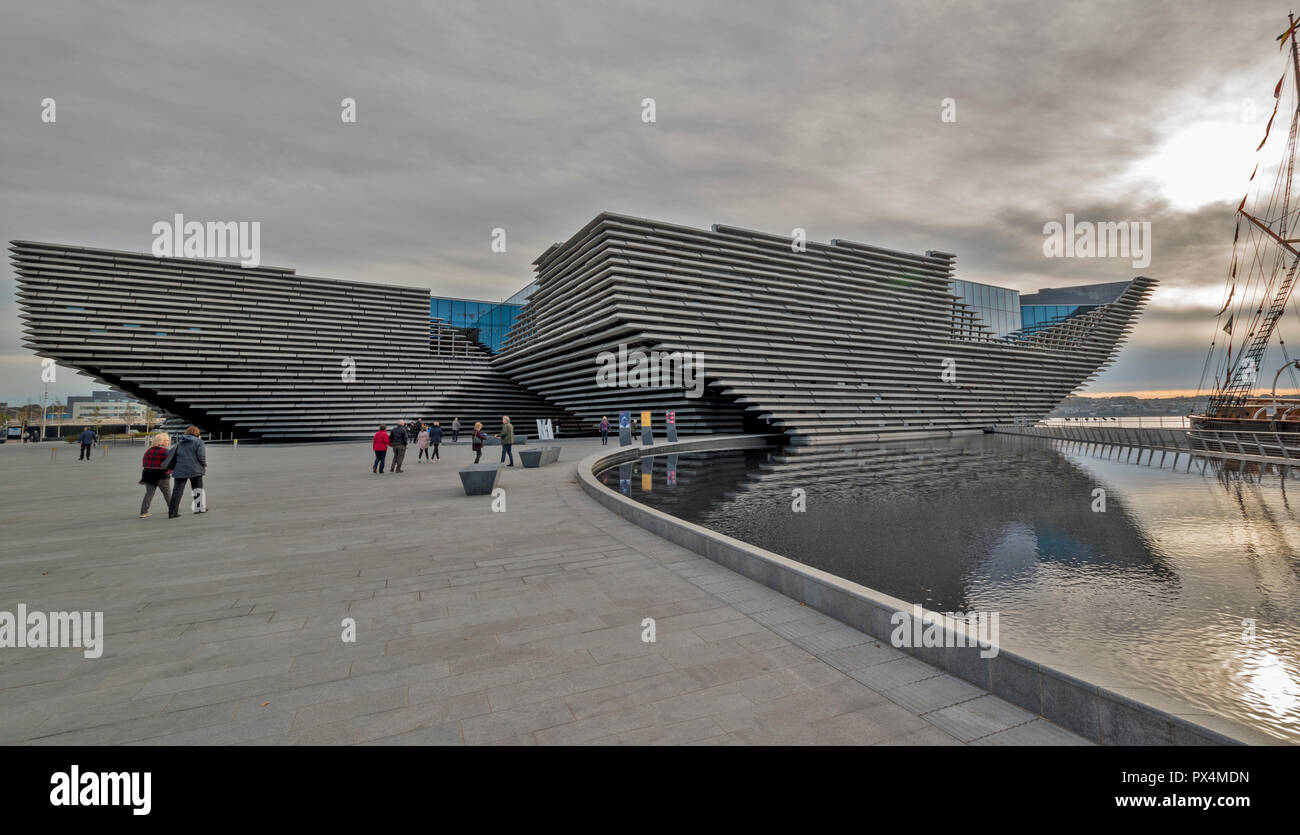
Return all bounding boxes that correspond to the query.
[596,434,1300,743]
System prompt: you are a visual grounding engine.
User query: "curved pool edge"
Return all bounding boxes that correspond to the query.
[577,435,1284,746]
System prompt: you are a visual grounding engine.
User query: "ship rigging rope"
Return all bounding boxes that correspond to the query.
[1205,49,1300,404]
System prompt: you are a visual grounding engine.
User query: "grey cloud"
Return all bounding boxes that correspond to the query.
[0,0,1290,401]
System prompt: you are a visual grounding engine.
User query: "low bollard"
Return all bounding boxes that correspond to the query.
[50,447,56,463]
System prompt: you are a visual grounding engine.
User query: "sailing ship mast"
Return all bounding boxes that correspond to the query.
[1207,14,1300,414]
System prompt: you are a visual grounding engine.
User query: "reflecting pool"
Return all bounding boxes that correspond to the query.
[596,434,1300,742]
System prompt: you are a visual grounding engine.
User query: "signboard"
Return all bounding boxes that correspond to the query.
[535,419,554,441]
[640,411,653,446]
[618,411,632,446]
[665,410,678,443]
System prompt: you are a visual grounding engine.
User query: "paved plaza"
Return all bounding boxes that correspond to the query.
[0,437,1087,745]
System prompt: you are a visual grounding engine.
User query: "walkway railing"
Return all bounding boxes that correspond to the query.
[996,422,1300,472]
[1035,416,1190,429]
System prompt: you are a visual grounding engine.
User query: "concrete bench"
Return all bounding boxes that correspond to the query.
[458,463,503,495]
[519,446,561,468]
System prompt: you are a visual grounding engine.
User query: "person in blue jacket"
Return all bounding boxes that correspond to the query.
[78,426,96,460]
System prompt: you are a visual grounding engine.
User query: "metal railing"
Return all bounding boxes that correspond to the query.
[997,421,1300,470]
[1036,415,1190,429]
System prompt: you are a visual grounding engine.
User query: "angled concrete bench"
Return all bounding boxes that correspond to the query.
[519,446,561,468]
[458,463,503,495]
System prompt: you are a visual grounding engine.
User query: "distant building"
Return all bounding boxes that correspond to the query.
[67,391,144,421]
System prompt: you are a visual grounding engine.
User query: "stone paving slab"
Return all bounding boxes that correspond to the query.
[0,438,1087,745]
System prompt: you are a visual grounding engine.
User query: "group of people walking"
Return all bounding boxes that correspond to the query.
[137,425,207,519]
[371,416,517,472]
[371,418,460,474]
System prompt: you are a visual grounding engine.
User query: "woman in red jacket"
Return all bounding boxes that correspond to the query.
[372,424,391,474]
[138,431,173,517]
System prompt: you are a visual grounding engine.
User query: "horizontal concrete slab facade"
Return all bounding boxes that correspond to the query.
[10,240,577,439]
[576,435,1283,745]
[12,214,1155,444]
[495,213,1157,446]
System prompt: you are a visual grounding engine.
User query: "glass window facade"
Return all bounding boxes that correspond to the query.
[950,279,1105,339]
[949,279,1021,338]
[504,282,538,306]
[430,294,527,353]
[1020,303,1099,334]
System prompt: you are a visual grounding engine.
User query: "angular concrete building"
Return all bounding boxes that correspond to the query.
[10,241,570,439]
[10,213,1154,443]
[493,213,1156,445]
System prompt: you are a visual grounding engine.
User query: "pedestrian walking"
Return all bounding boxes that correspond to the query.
[471,421,486,463]
[416,425,431,461]
[372,424,390,473]
[430,421,443,459]
[138,432,172,518]
[495,415,515,467]
[389,420,410,473]
[164,426,207,519]
[451,417,461,443]
[599,416,610,445]
[78,426,96,460]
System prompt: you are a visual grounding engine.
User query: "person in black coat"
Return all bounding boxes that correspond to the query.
[430,421,443,460]
[388,420,410,473]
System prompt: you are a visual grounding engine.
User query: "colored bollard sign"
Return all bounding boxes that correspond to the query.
[665,410,678,443]
[618,411,632,446]
[641,410,653,445]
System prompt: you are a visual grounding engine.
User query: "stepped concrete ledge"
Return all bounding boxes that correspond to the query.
[1,435,1097,746]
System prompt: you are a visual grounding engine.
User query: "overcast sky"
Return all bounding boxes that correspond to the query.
[0,0,1292,404]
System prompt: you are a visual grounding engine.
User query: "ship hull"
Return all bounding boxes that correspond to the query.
[1189,401,1300,458]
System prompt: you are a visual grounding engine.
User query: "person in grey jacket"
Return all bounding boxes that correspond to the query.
[165,426,207,518]
[495,415,515,466]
